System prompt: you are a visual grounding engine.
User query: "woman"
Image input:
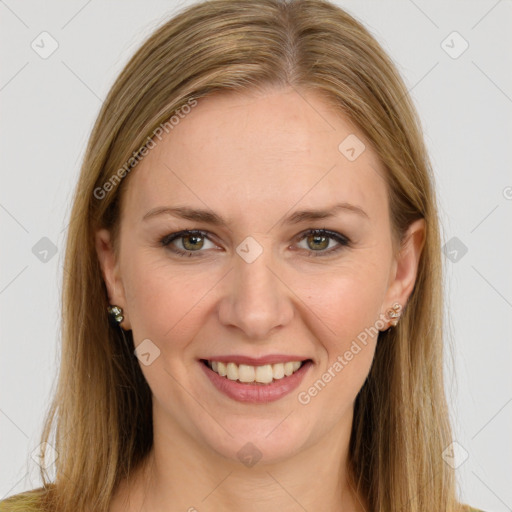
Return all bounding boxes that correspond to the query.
[0,0,486,511]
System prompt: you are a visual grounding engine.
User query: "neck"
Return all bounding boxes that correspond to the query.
[111,408,368,512]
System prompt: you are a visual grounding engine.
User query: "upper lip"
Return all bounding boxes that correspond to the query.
[201,355,312,366]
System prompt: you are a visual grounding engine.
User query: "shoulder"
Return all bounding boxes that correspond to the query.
[462,505,487,512]
[0,487,47,512]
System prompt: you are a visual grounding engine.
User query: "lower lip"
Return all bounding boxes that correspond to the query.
[200,360,313,404]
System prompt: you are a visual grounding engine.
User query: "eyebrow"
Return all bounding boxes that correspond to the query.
[142,202,369,226]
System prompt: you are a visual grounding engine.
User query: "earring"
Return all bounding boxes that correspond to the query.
[107,305,124,327]
[386,302,402,327]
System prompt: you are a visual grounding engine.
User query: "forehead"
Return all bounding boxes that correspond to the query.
[121,87,388,225]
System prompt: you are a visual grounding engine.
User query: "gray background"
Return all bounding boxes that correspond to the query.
[1,1,511,510]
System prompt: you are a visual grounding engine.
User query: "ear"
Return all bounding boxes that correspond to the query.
[381,218,426,324]
[95,228,131,330]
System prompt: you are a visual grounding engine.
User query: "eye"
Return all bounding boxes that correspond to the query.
[159,230,217,257]
[160,228,351,258]
[294,228,351,257]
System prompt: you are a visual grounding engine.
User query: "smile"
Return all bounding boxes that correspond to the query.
[203,359,305,384]
[200,358,313,403]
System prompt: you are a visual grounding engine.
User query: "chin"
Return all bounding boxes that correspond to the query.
[197,415,313,468]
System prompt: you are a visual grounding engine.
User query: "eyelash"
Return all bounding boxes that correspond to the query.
[159,228,351,258]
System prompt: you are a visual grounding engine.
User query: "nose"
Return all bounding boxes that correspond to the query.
[217,238,294,340]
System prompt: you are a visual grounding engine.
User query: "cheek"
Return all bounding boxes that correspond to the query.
[298,255,389,340]
[295,269,385,419]
[294,254,389,396]
[121,251,218,349]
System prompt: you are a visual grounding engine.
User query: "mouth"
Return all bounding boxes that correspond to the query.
[200,358,312,385]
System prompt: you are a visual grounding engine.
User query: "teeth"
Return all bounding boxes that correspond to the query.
[272,363,285,380]
[226,362,238,381]
[255,364,273,384]
[238,364,255,383]
[206,360,305,384]
[217,361,227,376]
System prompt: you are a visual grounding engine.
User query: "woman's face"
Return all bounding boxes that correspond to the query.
[96,87,423,466]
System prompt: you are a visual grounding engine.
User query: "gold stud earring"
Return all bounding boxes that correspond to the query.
[107,305,124,327]
[386,302,402,327]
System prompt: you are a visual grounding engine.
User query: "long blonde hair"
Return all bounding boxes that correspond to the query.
[3,1,474,511]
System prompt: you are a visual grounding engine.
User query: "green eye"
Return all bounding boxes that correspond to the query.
[295,229,351,257]
[160,228,351,258]
[160,230,214,257]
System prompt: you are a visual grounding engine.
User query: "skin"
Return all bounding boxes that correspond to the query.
[96,86,425,512]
